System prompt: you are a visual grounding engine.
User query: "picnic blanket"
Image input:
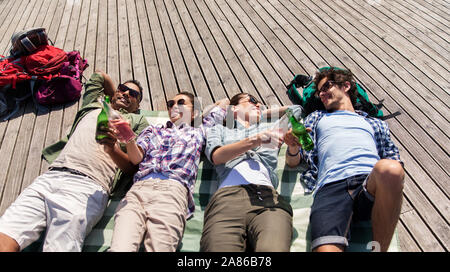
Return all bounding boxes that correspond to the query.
[80,111,399,252]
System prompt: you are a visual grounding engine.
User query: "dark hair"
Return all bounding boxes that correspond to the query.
[229,93,248,106]
[225,93,259,127]
[313,67,357,106]
[123,79,143,102]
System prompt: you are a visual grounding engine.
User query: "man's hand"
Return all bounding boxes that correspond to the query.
[284,127,312,149]
[97,126,118,154]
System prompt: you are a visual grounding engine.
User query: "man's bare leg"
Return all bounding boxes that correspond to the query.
[366,159,405,252]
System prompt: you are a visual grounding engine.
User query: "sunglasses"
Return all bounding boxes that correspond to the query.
[240,95,259,105]
[167,98,189,109]
[118,84,141,100]
[315,80,336,97]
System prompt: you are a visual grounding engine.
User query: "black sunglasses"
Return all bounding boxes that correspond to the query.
[315,80,336,97]
[240,95,259,105]
[118,84,141,100]
[167,98,187,109]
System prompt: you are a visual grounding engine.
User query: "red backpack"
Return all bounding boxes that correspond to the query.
[0,56,31,88]
[24,45,67,77]
[34,50,88,105]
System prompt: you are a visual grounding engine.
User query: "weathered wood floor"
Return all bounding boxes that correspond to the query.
[0,0,448,251]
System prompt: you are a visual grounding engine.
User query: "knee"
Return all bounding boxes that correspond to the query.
[373,159,405,191]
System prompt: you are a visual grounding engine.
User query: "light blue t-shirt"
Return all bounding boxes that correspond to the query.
[316,110,380,190]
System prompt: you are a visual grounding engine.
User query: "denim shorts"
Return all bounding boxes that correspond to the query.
[310,174,374,250]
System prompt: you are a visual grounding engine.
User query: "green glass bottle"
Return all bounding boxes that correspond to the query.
[286,108,314,151]
[95,95,110,142]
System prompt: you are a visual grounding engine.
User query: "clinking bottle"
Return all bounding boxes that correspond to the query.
[96,96,135,143]
[95,96,110,142]
[286,108,314,151]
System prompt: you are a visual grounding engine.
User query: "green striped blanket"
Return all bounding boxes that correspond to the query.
[82,111,399,252]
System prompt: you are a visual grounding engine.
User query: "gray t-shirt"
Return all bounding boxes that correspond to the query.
[50,109,116,193]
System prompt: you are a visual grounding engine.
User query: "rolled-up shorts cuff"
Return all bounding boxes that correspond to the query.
[311,235,349,250]
[362,177,375,202]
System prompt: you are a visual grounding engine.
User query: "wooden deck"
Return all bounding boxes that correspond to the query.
[0,0,448,252]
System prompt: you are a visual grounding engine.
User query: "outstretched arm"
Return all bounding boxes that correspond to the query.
[210,129,284,165]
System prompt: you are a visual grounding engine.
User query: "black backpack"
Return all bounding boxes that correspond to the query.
[9,27,52,58]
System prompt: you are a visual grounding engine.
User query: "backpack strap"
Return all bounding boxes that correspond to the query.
[379,111,401,120]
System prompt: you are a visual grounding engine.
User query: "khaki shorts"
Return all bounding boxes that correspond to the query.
[200,184,293,252]
[109,178,188,252]
[0,170,108,251]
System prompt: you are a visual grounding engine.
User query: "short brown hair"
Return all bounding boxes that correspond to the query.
[313,67,357,106]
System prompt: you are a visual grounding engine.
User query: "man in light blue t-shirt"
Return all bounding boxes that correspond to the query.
[285,68,404,252]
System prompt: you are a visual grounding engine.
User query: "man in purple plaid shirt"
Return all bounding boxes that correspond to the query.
[285,68,404,252]
[106,92,228,252]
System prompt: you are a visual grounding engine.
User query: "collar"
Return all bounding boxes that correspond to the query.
[165,120,190,129]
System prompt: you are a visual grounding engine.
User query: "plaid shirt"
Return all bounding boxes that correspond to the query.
[134,107,226,217]
[300,110,402,193]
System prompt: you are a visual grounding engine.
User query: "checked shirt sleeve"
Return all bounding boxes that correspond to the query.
[299,111,323,193]
[371,118,403,166]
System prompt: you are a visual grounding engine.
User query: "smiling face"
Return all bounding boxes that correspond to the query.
[316,77,351,112]
[232,94,261,125]
[111,82,141,113]
[167,94,195,125]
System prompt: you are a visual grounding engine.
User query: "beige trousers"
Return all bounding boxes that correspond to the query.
[109,178,188,252]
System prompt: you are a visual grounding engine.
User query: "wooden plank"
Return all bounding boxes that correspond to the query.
[0,0,28,55]
[180,0,241,99]
[0,0,50,212]
[214,0,288,106]
[95,0,107,73]
[21,0,54,182]
[135,0,165,111]
[190,0,258,98]
[409,0,449,21]
[40,0,70,173]
[154,0,193,93]
[400,207,446,251]
[106,0,119,83]
[171,0,229,105]
[398,217,428,252]
[340,0,449,90]
[0,107,27,215]
[247,0,318,74]
[396,0,450,39]
[74,0,91,59]
[126,0,151,111]
[61,0,84,147]
[391,133,450,221]
[327,0,450,116]
[83,0,99,80]
[117,0,132,82]
[402,176,450,250]
[227,0,296,85]
[0,104,36,214]
[375,0,450,71]
[145,0,178,105]
[203,0,279,105]
[164,0,215,106]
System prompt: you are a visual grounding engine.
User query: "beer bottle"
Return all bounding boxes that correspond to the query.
[286,108,314,151]
[95,96,110,142]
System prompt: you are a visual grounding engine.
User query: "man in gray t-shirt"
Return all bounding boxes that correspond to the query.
[0,71,148,252]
